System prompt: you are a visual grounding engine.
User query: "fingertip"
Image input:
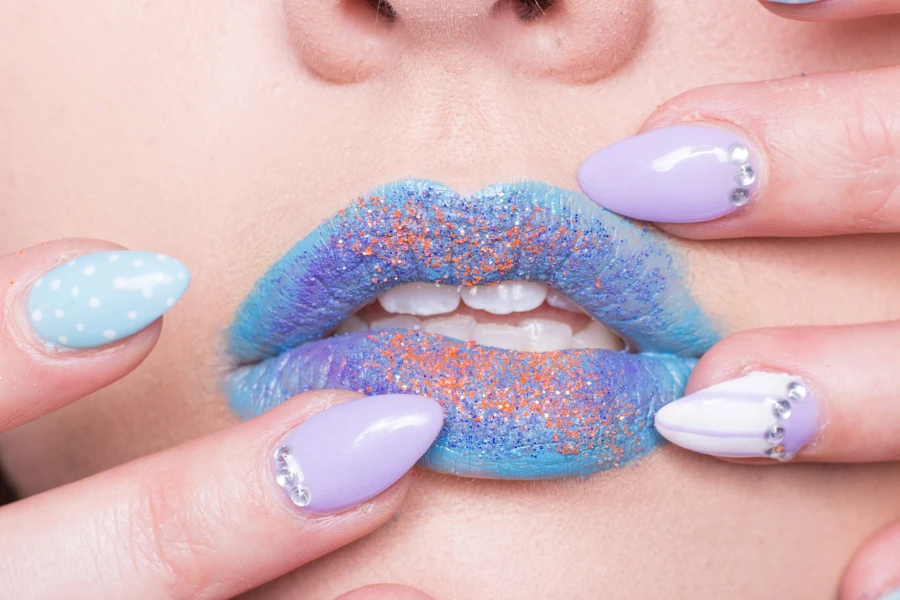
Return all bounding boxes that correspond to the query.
[841,521,900,600]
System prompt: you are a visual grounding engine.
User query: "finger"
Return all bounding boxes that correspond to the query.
[577,66,900,238]
[334,584,436,600]
[841,520,900,600]
[652,322,900,463]
[0,391,443,600]
[760,0,900,21]
[0,239,190,431]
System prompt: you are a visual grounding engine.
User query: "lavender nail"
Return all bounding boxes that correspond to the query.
[577,125,758,223]
[654,372,819,461]
[272,394,444,513]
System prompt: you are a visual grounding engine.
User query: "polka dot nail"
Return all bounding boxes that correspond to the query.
[26,251,190,348]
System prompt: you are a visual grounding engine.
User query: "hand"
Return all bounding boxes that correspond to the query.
[576,2,900,598]
[0,239,440,599]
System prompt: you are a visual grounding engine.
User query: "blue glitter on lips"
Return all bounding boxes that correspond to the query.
[225,179,720,479]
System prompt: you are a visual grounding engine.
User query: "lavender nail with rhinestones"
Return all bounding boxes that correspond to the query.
[653,372,819,460]
[272,394,444,513]
[577,125,758,223]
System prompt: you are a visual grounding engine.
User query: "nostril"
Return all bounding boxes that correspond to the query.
[364,0,399,23]
[513,0,555,21]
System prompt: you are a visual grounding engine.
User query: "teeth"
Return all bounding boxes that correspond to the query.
[572,321,623,351]
[378,282,460,316]
[546,290,583,313]
[519,319,573,352]
[461,281,548,315]
[422,314,476,342]
[370,315,422,331]
[334,314,369,335]
[472,323,528,351]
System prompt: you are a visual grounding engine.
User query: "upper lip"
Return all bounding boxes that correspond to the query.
[225,179,719,479]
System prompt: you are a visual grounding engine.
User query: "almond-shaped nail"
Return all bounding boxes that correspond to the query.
[27,250,190,348]
[654,372,819,461]
[272,394,444,513]
[577,125,758,223]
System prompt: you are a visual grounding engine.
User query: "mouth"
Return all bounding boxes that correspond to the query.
[226,179,719,479]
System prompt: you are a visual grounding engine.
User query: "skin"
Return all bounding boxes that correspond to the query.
[1,1,899,598]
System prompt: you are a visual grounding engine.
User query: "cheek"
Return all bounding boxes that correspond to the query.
[686,234,900,334]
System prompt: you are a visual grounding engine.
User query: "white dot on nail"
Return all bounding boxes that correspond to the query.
[75,323,84,332]
[113,277,126,289]
[54,309,64,318]
[177,271,186,280]
[71,287,80,297]
[67,259,76,267]
[34,278,43,287]
[127,310,138,320]
[132,259,143,267]
[89,297,100,308]
[156,254,166,262]
[141,288,153,299]
[31,309,42,322]
[165,297,175,307]
[103,329,116,340]
[83,265,96,276]
[58,336,67,345]
[109,253,119,262]
[50,279,61,291]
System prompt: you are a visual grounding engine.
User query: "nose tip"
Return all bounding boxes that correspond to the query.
[284,0,651,85]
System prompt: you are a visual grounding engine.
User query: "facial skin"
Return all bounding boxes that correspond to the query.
[2,1,900,598]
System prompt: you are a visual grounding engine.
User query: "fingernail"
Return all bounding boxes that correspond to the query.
[577,125,758,223]
[26,250,191,348]
[272,394,444,513]
[654,372,819,461]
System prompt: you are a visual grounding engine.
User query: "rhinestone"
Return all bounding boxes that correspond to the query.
[771,399,792,420]
[275,446,292,464]
[764,445,786,460]
[730,188,750,206]
[786,381,807,403]
[736,164,756,186]
[728,143,750,164]
[275,468,299,489]
[290,486,312,507]
[765,425,785,445]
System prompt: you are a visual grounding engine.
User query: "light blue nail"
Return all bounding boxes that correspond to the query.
[26,250,190,348]
[879,589,900,600]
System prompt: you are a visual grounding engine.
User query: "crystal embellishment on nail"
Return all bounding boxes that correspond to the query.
[274,446,312,507]
[27,250,191,348]
[654,372,819,461]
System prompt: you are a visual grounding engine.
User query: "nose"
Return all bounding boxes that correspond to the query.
[283,0,651,84]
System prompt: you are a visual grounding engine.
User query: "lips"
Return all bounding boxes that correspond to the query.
[225,179,719,479]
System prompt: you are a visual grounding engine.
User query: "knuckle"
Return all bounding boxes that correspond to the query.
[837,101,900,229]
[120,469,215,597]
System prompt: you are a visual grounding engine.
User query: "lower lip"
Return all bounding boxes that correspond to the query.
[227,330,695,479]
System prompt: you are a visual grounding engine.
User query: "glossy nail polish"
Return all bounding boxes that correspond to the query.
[577,125,758,223]
[272,394,444,513]
[654,372,819,461]
[27,250,190,348]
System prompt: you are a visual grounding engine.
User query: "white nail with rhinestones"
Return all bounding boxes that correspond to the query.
[654,372,820,460]
[461,281,547,315]
[378,282,461,316]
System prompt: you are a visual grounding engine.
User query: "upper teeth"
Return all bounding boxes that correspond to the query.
[378,280,557,317]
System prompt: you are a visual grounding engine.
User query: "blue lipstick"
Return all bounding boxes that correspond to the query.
[226,179,719,478]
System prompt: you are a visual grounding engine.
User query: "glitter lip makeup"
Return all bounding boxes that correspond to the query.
[226,179,719,479]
